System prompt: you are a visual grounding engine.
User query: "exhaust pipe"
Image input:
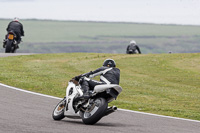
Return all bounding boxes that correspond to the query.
[104,106,117,116]
[112,106,117,110]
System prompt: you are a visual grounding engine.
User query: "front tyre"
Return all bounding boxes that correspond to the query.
[80,97,108,125]
[52,98,66,120]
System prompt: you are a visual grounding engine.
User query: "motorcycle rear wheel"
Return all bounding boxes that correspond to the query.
[80,97,108,125]
[5,40,12,53]
[52,98,66,120]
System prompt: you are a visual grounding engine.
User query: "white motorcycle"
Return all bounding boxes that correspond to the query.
[52,78,122,125]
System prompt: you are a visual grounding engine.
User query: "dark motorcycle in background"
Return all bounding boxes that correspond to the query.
[126,49,136,54]
[3,31,19,53]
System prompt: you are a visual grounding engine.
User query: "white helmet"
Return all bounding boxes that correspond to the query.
[130,40,136,44]
[13,17,19,22]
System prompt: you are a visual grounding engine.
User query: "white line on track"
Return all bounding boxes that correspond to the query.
[1,82,200,123]
[0,83,62,100]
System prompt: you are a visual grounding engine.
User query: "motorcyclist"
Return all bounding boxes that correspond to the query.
[3,17,24,48]
[74,59,120,100]
[126,40,141,54]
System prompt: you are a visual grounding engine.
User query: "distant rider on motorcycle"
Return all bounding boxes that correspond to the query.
[3,17,24,48]
[126,40,141,54]
[74,59,120,100]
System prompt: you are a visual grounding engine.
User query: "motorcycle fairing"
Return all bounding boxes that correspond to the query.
[93,84,122,94]
[93,84,122,102]
[64,82,122,118]
[64,82,83,118]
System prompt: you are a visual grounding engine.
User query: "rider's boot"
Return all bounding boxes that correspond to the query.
[14,40,19,49]
[75,88,92,102]
[16,44,19,49]
[3,39,6,48]
[78,92,91,100]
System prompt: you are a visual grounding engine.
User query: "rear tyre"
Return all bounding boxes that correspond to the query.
[11,46,17,53]
[80,97,108,125]
[52,98,66,120]
[5,40,12,53]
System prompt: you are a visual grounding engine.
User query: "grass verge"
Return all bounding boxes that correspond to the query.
[0,53,199,120]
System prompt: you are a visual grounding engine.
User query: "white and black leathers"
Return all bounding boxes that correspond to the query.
[88,66,120,85]
[79,66,120,95]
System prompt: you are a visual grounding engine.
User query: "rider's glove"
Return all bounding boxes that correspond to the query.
[74,75,82,81]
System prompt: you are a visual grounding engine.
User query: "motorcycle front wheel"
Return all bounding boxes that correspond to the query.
[52,98,66,120]
[80,97,108,125]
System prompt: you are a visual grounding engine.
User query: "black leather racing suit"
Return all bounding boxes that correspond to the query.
[6,21,24,43]
[80,66,120,93]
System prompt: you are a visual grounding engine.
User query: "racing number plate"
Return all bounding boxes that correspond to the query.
[8,34,14,40]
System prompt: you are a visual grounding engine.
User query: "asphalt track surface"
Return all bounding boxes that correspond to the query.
[0,53,200,133]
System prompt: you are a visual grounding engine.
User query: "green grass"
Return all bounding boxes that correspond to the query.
[0,53,199,121]
[0,19,200,53]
